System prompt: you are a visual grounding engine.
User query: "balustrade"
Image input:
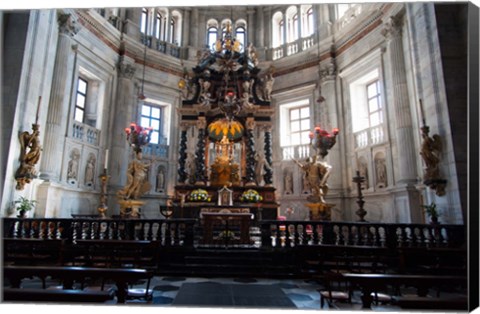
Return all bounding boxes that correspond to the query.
[71,121,100,146]
[3,218,464,250]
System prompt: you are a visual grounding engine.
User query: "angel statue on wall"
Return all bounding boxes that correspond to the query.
[15,124,42,190]
[420,125,446,196]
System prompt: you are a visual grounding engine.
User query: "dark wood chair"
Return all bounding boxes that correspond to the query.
[318,271,352,309]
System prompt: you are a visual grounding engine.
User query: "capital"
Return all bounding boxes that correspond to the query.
[117,59,136,79]
[381,16,403,39]
[57,13,79,37]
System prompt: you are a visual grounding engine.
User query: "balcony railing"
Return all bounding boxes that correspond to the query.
[282,144,311,160]
[71,121,100,146]
[354,125,385,149]
[270,34,316,61]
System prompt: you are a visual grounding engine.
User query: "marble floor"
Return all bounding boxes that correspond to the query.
[127,276,401,311]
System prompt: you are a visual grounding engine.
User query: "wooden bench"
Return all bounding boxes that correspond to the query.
[342,273,467,309]
[3,238,65,265]
[67,239,158,268]
[3,265,153,303]
[3,288,115,303]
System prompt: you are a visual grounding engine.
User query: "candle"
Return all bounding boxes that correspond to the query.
[105,149,109,170]
[35,96,42,124]
[419,99,426,125]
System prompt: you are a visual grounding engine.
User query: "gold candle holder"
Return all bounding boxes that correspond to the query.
[97,168,109,218]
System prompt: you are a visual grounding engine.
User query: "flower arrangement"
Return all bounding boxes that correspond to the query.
[189,189,211,202]
[240,189,263,203]
[421,201,440,223]
[124,122,153,153]
[309,126,339,158]
[15,196,37,218]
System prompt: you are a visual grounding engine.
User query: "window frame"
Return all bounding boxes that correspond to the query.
[140,7,149,34]
[74,77,88,123]
[140,103,163,145]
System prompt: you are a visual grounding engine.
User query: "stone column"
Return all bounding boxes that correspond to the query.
[319,60,342,191]
[194,117,207,185]
[382,16,417,185]
[245,117,257,186]
[297,5,302,40]
[39,13,78,182]
[256,7,264,48]
[247,9,255,45]
[109,57,136,188]
[191,8,199,48]
[124,8,142,41]
[182,8,191,47]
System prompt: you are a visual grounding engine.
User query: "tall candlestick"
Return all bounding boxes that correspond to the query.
[35,96,42,124]
[419,99,426,126]
[104,149,109,170]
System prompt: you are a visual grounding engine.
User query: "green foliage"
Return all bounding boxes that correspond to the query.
[421,202,439,218]
[15,196,37,212]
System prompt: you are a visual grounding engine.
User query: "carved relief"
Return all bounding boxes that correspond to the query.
[156,165,166,192]
[374,153,387,188]
[284,169,294,195]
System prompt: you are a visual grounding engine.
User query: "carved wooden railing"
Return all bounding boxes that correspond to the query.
[4,218,465,250]
[259,220,465,249]
[3,218,196,247]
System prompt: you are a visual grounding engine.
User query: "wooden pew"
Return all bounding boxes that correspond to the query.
[67,239,158,268]
[3,265,153,303]
[392,295,468,310]
[341,273,467,309]
[3,288,115,303]
[3,238,65,265]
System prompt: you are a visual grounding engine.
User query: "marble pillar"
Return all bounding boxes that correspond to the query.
[110,57,136,188]
[382,15,418,185]
[40,13,78,182]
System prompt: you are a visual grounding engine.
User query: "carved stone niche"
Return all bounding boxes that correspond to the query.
[217,186,233,206]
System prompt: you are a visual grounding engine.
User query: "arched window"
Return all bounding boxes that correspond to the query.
[140,7,148,34]
[170,18,175,44]
[207,26,218,50]
[285,6,298,43]
[305,6,314,36]
[155,11,162,39]
[235,26,246,52]
[272,11,284,48]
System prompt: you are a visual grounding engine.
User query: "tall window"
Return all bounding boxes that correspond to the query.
[306,7,314,36]
[74,78,88,123]
[141,104,162,145]
[367,80,382,127]
[170,18,175,44]
[155,12,162,39]
[279,98,311,147]
[292,14,299,41]
[207,26,218,50]
[279,20,285,45]
[235,26,245,52]
[140,7,148,34]
[289,106,310,145]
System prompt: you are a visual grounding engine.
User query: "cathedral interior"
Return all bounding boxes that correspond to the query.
[0,2,479,311]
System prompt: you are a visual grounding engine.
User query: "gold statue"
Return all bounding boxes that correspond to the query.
[118,151,151,200]
[293,155,331,203]
[210,135,240,186]
[420,125,446,196]
[15,124,42,190]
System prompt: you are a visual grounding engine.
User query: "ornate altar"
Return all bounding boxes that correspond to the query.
[174,22,278,218]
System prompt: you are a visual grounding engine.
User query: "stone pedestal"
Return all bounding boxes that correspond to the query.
[306,202,334,221]
[118,199,144,218]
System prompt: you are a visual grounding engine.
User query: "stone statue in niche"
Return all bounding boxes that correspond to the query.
[67,149,80,183]
[302,172,310,194]
[375,158,387,188]
[284,170,294,195]
[156,166,165,192]
[84,154,96,186]
[254,152,271,186]
[358,160,369,189]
